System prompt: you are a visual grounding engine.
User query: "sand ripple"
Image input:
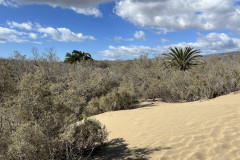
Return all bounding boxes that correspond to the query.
[94,92,240,160]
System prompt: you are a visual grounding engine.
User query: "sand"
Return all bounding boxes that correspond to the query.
[93,92,240,160]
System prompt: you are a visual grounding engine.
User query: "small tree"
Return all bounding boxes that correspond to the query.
[163,46,203,71]
[64,50,93,64]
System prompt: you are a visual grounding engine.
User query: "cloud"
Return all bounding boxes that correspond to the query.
[28,32,37,39]
[32,41,42,44]
[161,38,170,43]
[134,31,145,40]
[3,0,240,33]
[99,32,240,60]
[0,26,27,43]
[71,7,103,17]
[0,0,17,6]
[113,36,134,42]
[0,21,96,43]
[37,26,96,42]
[114,0,240,34]
[190,32,240,53]
[165,33,240,54]
[99,45,167,60]
[7,21,33,30]
[2,0,240,33]
[6,0,114,17]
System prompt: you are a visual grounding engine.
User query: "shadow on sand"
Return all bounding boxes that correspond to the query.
[92,138,171,160]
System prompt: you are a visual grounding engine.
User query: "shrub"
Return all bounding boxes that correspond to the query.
[8,122,49,159]
[61,118,108,159]
[85,88,136,116]
[0,61,15,102]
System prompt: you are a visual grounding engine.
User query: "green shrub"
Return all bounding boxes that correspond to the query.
[85,88,136,116]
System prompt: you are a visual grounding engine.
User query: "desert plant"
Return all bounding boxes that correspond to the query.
[8,122,49,159]
[0,60,17,104]
[85,88,136,115]
[163,46,203,70]
[61,118,108,159]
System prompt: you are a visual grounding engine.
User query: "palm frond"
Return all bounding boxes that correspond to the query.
[163,46,203,70]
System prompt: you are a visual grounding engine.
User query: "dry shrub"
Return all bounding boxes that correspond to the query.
[8,122,49,160]
[60,118,108,159]
[0,61,16,102]
[1,51,240,159]
[85,88,136,116]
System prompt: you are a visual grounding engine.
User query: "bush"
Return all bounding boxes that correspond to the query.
[85,88,136,116]
[0,61,15,102]
[8,122,49,159]
[61,118,108,159]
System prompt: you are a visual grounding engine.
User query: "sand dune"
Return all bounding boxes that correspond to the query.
[93,92,240,160]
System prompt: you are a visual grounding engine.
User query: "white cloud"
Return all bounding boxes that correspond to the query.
[166,33,240,54]
[0,26,27,43]
[114,0,240,34]
[99,32,240,59]
[134,31,145,41]
[2,0,240,33]
[37,26,96,42]
[71,7,103,17]
[190,32,240,53]
[28,32,37,39]
[8,0,114,17]
[32,41,42,44]
[99,45,166,60]
[113,36,134,42]
[0,0,17,7]
[1,21,96,43]
[7,21,33,30]
[3,0,240,33]
[0,0,6,5]
[161,38,170,43]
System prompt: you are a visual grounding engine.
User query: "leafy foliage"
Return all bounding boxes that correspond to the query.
[64,50,93,64]
[163,46,203,70]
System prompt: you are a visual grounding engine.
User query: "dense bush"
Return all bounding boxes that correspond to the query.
[85,88,136,116]
[8,122,49,159]
[61,118,108,159]
[1,51,240,159]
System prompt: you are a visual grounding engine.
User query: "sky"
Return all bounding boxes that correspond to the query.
[1,0,240,60]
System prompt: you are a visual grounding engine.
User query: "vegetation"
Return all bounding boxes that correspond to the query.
[64,50,93,64]
[1,48,240,159]
[163,46,203,70]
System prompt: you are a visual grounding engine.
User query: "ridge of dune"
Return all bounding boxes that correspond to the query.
[93,92,240,160]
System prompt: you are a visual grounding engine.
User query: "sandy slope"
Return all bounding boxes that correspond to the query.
[93,92,240,160]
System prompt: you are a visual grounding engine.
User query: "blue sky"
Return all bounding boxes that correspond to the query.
[1,0,240,60]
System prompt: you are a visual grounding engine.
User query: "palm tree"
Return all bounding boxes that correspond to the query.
[163,46,203,71]
[64,50,93,64]
[82,52,93,61]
